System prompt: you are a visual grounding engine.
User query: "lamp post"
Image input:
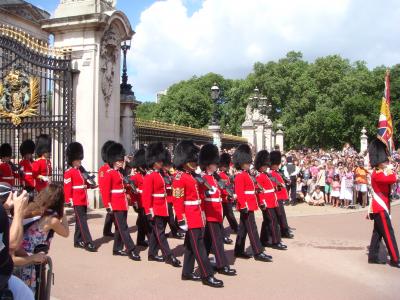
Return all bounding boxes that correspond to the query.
[209,82,222,149]
[120,40,134,96]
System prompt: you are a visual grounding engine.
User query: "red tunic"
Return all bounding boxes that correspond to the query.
[269,169,289,201]
[173,171,205,229]
[19,159,35,189]
[64,167,90,206]
[256,172,278,208]
[217,171,232,204]
[102,169,128,211]
[370,170,397,214]
[0,162,16,186]
[98,163,110,208]
[199,173,223,223]
[142,170,168,216]
[32,158,52,192]
[129,171,144,208]
[234,170,258,212]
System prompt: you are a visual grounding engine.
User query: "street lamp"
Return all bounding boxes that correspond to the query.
[209,82,221,149]
[250,86,270,114]
[120,39,134,96]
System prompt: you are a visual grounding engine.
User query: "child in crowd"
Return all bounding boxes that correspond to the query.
[331,174,341,207]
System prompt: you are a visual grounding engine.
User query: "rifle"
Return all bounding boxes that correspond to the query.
[267,172,284,191]
[120,168,138,194]
[213,172,234,198]
[191,172,213,190]
[9,161,24,178]
[160,169,172,185]
[249,173,263,194]
[79,166,97,187]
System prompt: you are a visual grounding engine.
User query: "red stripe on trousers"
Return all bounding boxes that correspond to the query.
[190,230,207,277]
[380,211,398,262]
[114,213,130,251]
[74,206,87,243]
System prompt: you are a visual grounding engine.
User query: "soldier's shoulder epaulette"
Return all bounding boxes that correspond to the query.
[174,171,183,180]
[146,170,153,175]
[106,168,113,173]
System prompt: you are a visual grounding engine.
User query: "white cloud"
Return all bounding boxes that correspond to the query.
[128,0,400,100]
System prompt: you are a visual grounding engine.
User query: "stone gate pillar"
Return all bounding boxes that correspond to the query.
[275,123,284,152]
[360,127,368,154]
[42,0,134,207]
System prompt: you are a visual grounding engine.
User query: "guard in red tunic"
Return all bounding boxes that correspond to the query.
[103,143,141,261]
[32,134,52,192]
[0,143,17,186]
[130,147,151,247]
[367,138,399,268]
[99,140,115,237]
[19,140,36,192]
[218,153,238,243]
[199,143,236,276]
[255,150,287,250]
[64,142,97,252]
[142,142,181,267]
[269,151,294,239]
[233,144,272,262]
[173,140,223,288]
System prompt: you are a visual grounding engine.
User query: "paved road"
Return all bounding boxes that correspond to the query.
[49,204,400,300]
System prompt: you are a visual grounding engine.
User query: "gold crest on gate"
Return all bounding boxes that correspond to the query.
[0,65,39,126]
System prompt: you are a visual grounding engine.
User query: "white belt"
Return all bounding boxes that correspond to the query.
[111,189,125,193]
[2,177,13,180]
[152,193,166,197]
[137,189,143,194]
[184,200,201,205]
[205,197,222,203]
[72,185,86,189]
[263,189,275,193]
[166,187,172,190]
[244,191,255,195]
[24,172,33,175]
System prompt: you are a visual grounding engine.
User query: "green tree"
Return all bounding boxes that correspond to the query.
[136,102,159,120]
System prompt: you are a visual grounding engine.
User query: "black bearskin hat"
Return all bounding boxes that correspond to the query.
[0,143,12,158]
[199,143,220,169]
[107,143,126,164]
[132,148,146,169]
[146,142,166,168]
[219,153,231,168]
[173,140,200,169]
[20,140,35,156]
[368,138,389,168]
[163,149,172,166]
[270,151,282,166]
[36,134,51,156]
[101,140,115,163]
[66,142,84,166]
[254,150,270,170]
[232,144,252,169]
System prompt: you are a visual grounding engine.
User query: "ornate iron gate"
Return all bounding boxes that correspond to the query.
[0,25,73,183]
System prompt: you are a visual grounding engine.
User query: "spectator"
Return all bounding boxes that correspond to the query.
[340,166,354,208]
[331,175,341,207]
[354,160,368,208]
[296,177,305,202]
[309,186,325,206]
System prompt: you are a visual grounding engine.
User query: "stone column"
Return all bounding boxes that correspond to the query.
[120,94,135,154]
[255,123,265,152]
[264,123,273,152]
[241,119,255,148]
[275,123,284,152]
[360,127,368,153]
[209,125,222,150]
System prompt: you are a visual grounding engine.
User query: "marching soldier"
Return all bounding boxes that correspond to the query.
[199,143,236,276]
[142,142,181,267]
[367,138,399,268]
[269,151,294,239]
[218,153,238,243]
[99,140,116,237]
[64,142,97,252]
[32,134,52,192]
[255,150,287,250]
[129,147,151,247]
[19,139,36,192]
[103,143,141,261]
[233,144,272,262]
[0,143,17,186]
[173,140,223,287]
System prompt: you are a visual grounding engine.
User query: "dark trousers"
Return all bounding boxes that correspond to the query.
[136,207,152,244]
[276,200,290,235]
[234,211,263,255]
[73,205,93,244]
[113,210,136,252]
[103,211,114,235]
[289,176,297,203]
[222,202,238,233]
[182,228,213,278]
[149,216,172,257]
[204,221,229,268]
[167,203,179,236]
[369,211,399,262]
[260,208,281,245]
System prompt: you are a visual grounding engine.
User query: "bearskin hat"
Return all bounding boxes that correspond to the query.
[254,150,270,170]
[0,143,12,158]
[270,150,282,166]
[66,142,84,166]
[173,140,199,169]
[132,148,146,169]
[199,143,220,169]
[101,140,115,163]
[20,139,35,156]
[107,143,126,164]
[163,149,172,166]
[35,134,51,156]
[219,153,231,168]
[368,138,389,168]
[146,142,166,168]
[232,144,252,169]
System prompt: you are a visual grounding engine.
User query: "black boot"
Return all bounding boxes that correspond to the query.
[217,266,237,276]
[113,250,128,256]
[148,255,165,262]
[74,241,85,249]
[166,254,181,267]
[271,243,287,250]
[223,236,233,244]
[254,252,273,262]
[202,276,224,288]
[85,242,98,252]
[181,272,201,281]
[368,258,386,265]
[389,260,400,268]
[128,250,141,261]
[234,251,252,259]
